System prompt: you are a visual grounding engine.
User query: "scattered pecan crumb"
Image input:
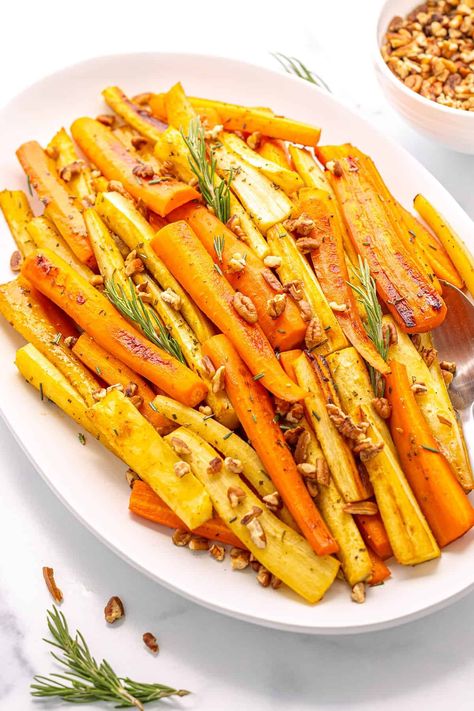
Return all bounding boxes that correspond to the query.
[96,114,115,127]
[188,536,210,551]
[207,457,223,475]
[233,291,258,323]
[411,380,428,394]
[224,457,243,473]
[256,565,271,587]
[227,485,246,507]
[351,582,366,604]
[143,632,159,654]
[297,462,317,477]
[174,461,190,478]
[90,274,104,288]
[261,267,283,291]
[326,160,343,177]
[246,131,262,150]
[267,293,287,318]
[211,365,226,393]
[59,160,84,183]
[263,254,282,269]
[10,250,22,272]
[228,252,246,273]
[170,436,192,456]
[382,320,398,346]
[226,214,246,239]
[305,316,326,350]
[440,359,456,374]
[294,430,310,464]
[262,491,282,512]
[42,567,63,603]
[295,236,320,253]
[132,163,155,179]
[104,596,125,624]
[371,397,392,419]
[299,300,313,322]
[230,547,250,570]
[172,529,192,547]
[344,501,379,516]
[209,543,225,561]
[131,135,150,150]
[161,288,181,310]
[199,404,213,416]
[283,213,315,236]
[63,335,78,348]
[201,355,216,377]
[126,468,140,488]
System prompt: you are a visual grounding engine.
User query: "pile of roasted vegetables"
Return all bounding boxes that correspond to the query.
[1,82,473,605]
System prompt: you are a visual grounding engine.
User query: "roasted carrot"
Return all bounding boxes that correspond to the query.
[102,86,168,142]
[169,202,307,350]
[316,145,446,333]
[292,188,390,375]
[72,333,174,434]
[151,221,305,402]
[22,249,208,407]
[354,512,393,560]
[398,204,463,288]
[129,480,243,547]
[71,118,199,216]
[367,549,391,586]
[16,141,95,268]
[387,360,474,547]
[150,94,321,146]
[257,138,292,169]
[0,276,97,405]
[203,333,338,557]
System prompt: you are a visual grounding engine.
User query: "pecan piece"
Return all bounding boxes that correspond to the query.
[10,250,22,272]
[305,316,325,350]
[42,566,63,603]
[267,293,287,318]
[372,397,392,419]
[233,291,258,323]
[104,596,125,624]
[143,632,159,654]
[283,213,315,236]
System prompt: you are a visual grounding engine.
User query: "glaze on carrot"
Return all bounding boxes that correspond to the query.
[16,141,95,268]
[387,360,474,547]
[367,549,391,586]
[151,221,305,402]
[72,333,174,434]
[22,248,208,407]
[129,480,243,547]
[169,202,306,350]
[316,145,446,333]
[354,512,393,560]
[71,118,199,216]
[203,334,338,557]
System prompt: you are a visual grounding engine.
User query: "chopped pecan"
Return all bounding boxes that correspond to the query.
[299,300,313,322]
[126,468,140,488]
[343,501,379,516]
[59,160,84,183]
[295,236,321,253]
[382,320,398,346]
[96,114,115,127]
[201,355,216,377]
[170,436,192,456]
[209,543,225,561]
[174,461,190,478]
[262,491,282,512]
[286,402,304,424]
[246,131,262,150]
[131,135,150,150]
[226,214,246,239]
[224,457,243,474]
[233,291,258,323]
[263,255,282,269]
[256,565,271,587]
[160,288,181,309]
[305,316,326,350]
[188,536,210,551]
[228,252,247,273]
[326,160,343,177]
[353,438,384,462]
[261,268,282,292]
[104,596,125,624]
[327,403,368,441]
[10,250,22,272]
[440,359,456,374]
[351,582,366,604]
[294,429,310,464]
[132,163,155,179]
[297,462,317,478]
[172,529,192,547]
[283,279,304,301]
[316,458,330,486]
[267,293,287,318]
[411,381,428,394]
[207,457,223,475]
[283,213,315,236]
[211,365,226,393]
[227,485,246,507]
[230,547,251,570]
[372,397,392,419]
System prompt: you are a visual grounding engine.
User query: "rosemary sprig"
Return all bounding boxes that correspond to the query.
[181,117,232,223]
[105,279,185,364]
[349,257,388,395]
[31,607,189,708]
[272,53,331,93]
[213,235,225,262]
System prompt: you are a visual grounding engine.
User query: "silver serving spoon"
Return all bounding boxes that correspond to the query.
[432,281,474,467]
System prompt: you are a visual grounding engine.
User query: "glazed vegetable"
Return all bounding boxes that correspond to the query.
[385,315,473,492]
[367,550,391,586]
[47,128,94,202]
[354,513,393,561]
[89,390,212,529]
[257,138,291,169]
[203,334,338,556]
[26,216,94,281]
[292,188,390,374]
[0,189,35,256]
[212,141,293,232]
[164,426,340,603]
[94,190,213,344]
[15,344,103,443]
[169,202,307,350]
[294,352,372,502]
[398,204,463,288]
[220,132,303,194]
[227,192,269,259]
[129,480,243,547]
[150,93,322,146]
[387,360,474,547]
[72,333,173,434]
[266,223,348,355]
[71,118,199,216]
[164,82,196,134]
[22,249,208,407]
[16,141,95,268]
[316,145,446,333]
[414,194,474,297]
[102,86,167,142]
[0,276,97,405]
[151,221,305,402]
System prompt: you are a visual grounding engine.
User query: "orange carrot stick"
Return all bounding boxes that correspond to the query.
[169,202,306,350]
[387,360,474,547]
[278,349,303,381]
[367,548,391,586]
[72,333,174,434]
[71,118,199,216]
[203,334,338,556]
[16,141,95,268]
[316,145,446,333]
[354,512,393,560]
[151,221,305,403]
[293,188,390,374]
[22,249,208,407]
[130,480,243,546]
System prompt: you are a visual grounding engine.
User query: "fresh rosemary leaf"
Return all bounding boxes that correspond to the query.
[213,235,225,262]
[272,53,331,93]
[348,256,388,395]
[181,117,232,223]
[252,372,265,381]
[78,433,86,446]
[104,278,185,364]
[421,444,440,453]
[31,607,189,708]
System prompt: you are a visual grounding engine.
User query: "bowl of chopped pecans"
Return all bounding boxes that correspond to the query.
[375,0,474,153]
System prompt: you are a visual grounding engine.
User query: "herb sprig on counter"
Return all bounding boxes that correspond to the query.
[31,607,189,708]
[181,117,232,223]
[272,53,331,93]
[349,257,388,395]
[105,278,185,364]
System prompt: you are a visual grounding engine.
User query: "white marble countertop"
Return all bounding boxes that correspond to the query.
[1,1,473,709]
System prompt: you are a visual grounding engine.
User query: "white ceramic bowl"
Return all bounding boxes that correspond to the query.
[374,0,474,153]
